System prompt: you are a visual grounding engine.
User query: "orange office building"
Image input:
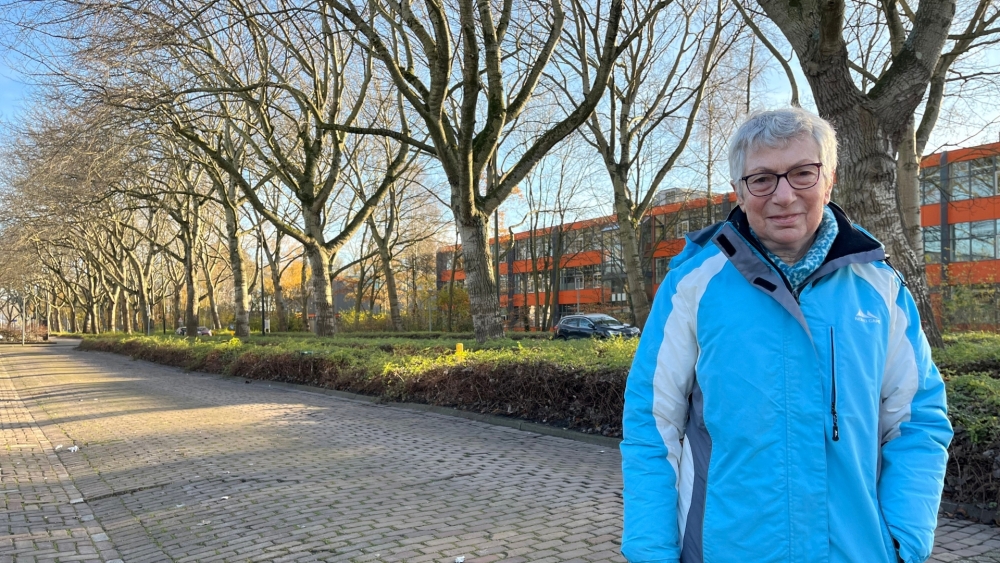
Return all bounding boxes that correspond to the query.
[919,141,1000,328]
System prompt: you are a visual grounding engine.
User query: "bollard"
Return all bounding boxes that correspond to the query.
[455,342,465,359]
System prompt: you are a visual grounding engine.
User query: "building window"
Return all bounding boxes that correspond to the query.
[923,226,940,264]
[950,161,972,201]
[920,166,940,205]
[951,220,998,262]
[970,156,996,198]
[675,220,690,239]
[561,268,581,291]
[653,215,669,242]
[655,257,669,283]
[564,230,584,254]
[953,222,972,261]
[972,220,997,260]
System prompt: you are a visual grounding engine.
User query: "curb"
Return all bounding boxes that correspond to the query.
[255,378,624,449]
[940,500,1000,526]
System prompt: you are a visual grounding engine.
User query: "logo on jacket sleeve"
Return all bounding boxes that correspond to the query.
[855,309,881,324]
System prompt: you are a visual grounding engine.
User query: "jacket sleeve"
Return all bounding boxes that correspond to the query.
[878,283,953,563]
[620,270,699,563]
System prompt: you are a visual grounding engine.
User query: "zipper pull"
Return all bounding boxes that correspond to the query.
[831,409,840,441]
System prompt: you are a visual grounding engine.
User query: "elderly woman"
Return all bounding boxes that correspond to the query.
[620,108,952,563]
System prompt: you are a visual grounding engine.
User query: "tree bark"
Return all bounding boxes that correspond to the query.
[375,243,403,332]
[818,100,943,347]
[896,117,924,254]
[306,244,336,336]
[457,213,504,340]
[172,284,182,331]
[202,259,221,330]
[612,181,651,328]
[223,197,250,337]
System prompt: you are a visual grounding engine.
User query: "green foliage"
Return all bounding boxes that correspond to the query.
[942,285,1000,331]
[935,332,1000,375]
[947,373,1000,444]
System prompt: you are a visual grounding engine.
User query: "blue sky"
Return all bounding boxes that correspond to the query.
[0,69,28,121]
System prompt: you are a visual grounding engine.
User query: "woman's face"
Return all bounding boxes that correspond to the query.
[734,137,833,263]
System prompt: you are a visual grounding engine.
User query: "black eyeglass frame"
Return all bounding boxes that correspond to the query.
[740,162,824,197]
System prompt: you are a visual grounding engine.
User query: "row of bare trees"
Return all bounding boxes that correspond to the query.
[0,0,997,343]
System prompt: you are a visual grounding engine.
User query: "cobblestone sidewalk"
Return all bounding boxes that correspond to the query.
[0,347,123,563]
[1,341,998,563]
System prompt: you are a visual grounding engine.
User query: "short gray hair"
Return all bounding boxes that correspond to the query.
[728,107,838,196]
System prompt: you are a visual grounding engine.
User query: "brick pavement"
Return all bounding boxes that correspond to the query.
[0,340,997,563]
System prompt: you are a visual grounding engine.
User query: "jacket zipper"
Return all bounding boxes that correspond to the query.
[830,327,840,442]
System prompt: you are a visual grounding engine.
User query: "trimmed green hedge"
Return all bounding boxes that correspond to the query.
[76,331,1000,506]
[934,333,1000,507]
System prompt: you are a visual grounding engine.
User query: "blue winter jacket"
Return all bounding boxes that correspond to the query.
[621,203,952,563]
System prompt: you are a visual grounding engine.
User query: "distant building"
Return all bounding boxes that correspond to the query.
[919,141,1000,327]
[437,190,736,329]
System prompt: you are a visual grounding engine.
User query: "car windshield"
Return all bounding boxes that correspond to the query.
[590,316,623,327]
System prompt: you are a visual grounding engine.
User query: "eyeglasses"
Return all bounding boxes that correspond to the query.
[741,163,824,197]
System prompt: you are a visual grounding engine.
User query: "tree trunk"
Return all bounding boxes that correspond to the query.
[108,287,120,333]
[184,243,200,337]
[354,264,366,329]
[224,209,250,338]
[456,213,504,341]
[202,260,221,330]
[827,108,942,346]
[68,303,77,333]
[88,302,100,334]
[301,253,309,332]
[172,285,182,330]
[184,253,198,337]
[410,254,419,331]
[122,292,133,334]
[306,244,336,336]
[268,264,288,332]
[896,117,924,257]
[370,221,404,332]
[613,191,651,328]
[752,0,953,348]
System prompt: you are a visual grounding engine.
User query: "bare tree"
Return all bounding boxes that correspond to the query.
[325,0,670,341]
[751,0,960,346]
[565,0,733,328]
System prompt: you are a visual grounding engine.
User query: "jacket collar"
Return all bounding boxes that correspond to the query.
[709,202,887,335]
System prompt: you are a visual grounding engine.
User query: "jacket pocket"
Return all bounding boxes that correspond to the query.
[829,327,840,442]
[878,506,901,563]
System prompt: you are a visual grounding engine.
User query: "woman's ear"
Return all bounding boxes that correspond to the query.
[731,181,745,208]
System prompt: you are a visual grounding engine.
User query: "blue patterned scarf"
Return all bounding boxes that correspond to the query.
[754,206,839,290]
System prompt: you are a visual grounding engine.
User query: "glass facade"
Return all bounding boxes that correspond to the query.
[918,155,1000,264]
[920,156,998,205]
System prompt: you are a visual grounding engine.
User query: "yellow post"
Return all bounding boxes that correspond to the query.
[455,342,465,358]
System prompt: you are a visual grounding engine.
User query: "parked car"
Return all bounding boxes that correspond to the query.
[553,314,640,340]
[175,326,213,336]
